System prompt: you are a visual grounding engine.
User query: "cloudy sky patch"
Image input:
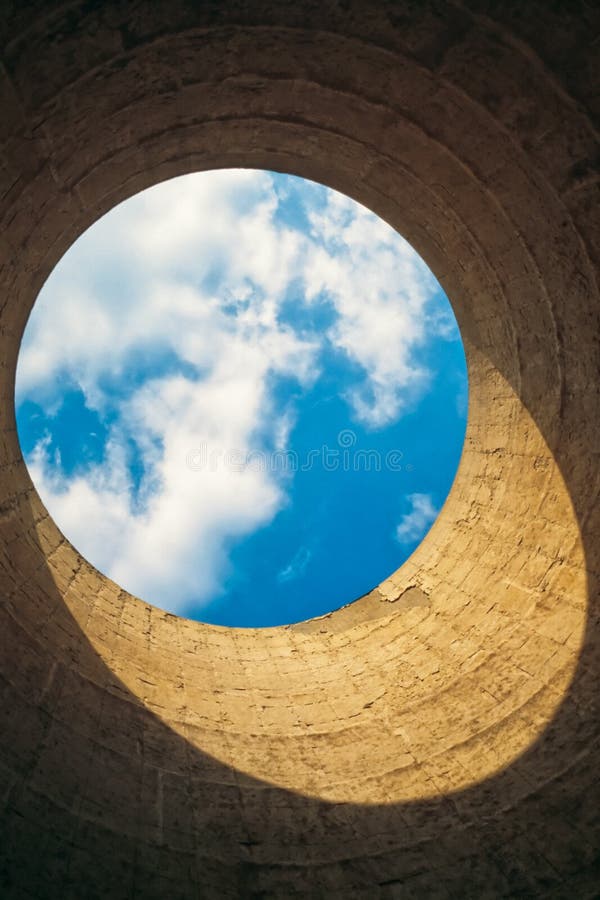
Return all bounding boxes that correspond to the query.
[16,170,467,626]
[395,493,439,545]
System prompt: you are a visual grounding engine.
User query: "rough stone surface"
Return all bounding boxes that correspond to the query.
[0,1,598,897]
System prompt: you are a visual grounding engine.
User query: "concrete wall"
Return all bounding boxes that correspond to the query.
[0,1,598,896]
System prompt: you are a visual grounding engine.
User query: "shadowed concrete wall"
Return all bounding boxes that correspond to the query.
[0,1,598,897]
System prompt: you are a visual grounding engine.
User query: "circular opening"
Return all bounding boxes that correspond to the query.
[16,169,467,626]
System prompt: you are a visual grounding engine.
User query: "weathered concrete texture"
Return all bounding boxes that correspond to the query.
[0,1,598,897]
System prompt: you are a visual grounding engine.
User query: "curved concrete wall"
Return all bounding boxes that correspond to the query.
[0,2,598,897]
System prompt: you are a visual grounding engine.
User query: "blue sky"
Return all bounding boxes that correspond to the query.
[16,170,467,627]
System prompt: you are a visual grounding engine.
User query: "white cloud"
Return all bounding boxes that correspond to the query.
[27,328,317,611]
[303,190,437,428]
[17,170,457,614]
[395,493,439,544]
[16,170,309,402]
[29,375,287,608]
[277,547,312,584]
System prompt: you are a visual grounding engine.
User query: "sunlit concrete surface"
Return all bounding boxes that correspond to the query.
[0,1,598,897]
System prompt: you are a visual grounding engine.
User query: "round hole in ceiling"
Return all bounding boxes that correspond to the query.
[15,169,467,627]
